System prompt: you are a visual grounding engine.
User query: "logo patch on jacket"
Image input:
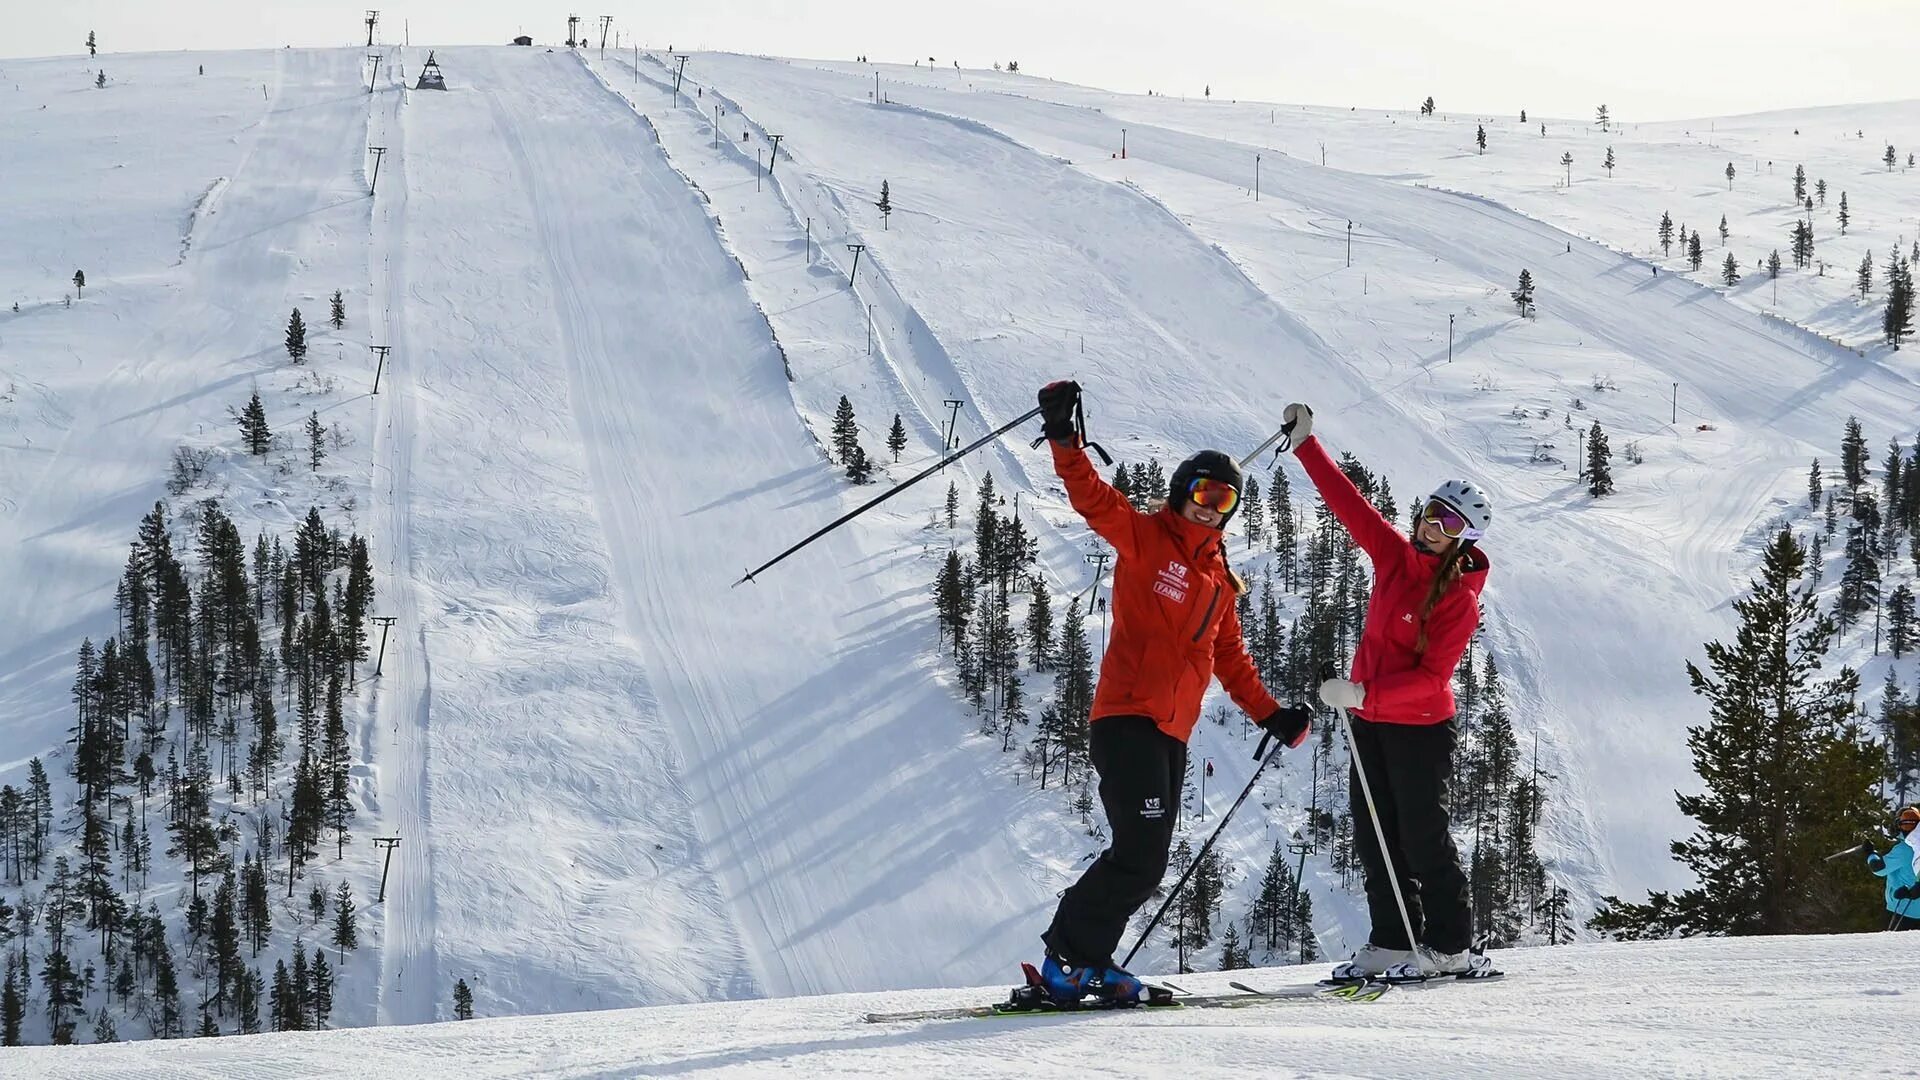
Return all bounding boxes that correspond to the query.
[1153,561,1190,604]
[1141,796,1164,820]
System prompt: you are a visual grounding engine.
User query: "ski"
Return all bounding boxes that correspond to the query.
[1319,968,1505,989]
[862,979,1388,1024]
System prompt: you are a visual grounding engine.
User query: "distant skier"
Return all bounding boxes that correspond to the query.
[1029,380,1310,1005]
[1282,402,1494,980]
[1869,806,1920,930]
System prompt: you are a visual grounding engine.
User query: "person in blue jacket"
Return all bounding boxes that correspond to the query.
[1870,806,1920,930]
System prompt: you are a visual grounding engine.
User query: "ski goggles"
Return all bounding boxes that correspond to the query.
[1422,499,1472,539]
[1187,477,1239,515]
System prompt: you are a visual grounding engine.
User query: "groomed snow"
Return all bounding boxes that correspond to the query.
[15,932,1915,1078]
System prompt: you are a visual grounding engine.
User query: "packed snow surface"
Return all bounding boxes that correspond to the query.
[14,933,1916,1078]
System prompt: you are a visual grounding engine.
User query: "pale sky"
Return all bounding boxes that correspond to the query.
[8,1,1920,122]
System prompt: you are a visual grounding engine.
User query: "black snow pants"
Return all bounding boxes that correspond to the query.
[1043,715,1186,969]
[1348,715,1473,954]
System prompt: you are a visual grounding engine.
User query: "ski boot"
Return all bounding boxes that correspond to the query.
[1006,956,1157,1010]
[1325,942,1413,983]
[1382,944,1498,982]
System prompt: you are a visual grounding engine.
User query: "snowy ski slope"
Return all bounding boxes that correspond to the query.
[15,933,1916,1078]
[6,40,1920,1036]
[642,50,1920,903]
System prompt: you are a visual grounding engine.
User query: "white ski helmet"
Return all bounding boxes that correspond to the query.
[1426,479,1491,542]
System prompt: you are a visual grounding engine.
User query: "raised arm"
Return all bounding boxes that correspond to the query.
[1294,433,1408,565]
[1052,441,1145,559]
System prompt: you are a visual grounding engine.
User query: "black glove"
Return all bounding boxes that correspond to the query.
[1867,852,1886,872]
[1896,883,1919,901]
[1037,380,1081,444]
[1255,705,1311,757]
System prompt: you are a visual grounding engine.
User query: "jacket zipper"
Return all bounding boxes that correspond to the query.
[1190,585,1221,643]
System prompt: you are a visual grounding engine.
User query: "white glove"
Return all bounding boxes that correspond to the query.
[1283,402,1314,451]
[1319,678,1366,711]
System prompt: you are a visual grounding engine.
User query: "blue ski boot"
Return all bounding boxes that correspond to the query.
[1033,955,1145,1006]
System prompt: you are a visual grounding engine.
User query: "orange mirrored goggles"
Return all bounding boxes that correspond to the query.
[1187,477,1239,514]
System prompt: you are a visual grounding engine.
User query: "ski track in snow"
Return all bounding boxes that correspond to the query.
[366,45,440,1027]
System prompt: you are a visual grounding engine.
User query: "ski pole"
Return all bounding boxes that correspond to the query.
[1337,706,1426,973]
[1327,662,1427,976]
[735,406,1040,586]
[1121,736,1288,969]
[1823,841,1872,862]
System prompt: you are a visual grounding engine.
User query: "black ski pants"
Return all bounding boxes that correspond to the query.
[1043,715,1186,970]
[1348,715,1473,954]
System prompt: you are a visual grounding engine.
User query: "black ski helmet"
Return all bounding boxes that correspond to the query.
[1169,450,1243,524]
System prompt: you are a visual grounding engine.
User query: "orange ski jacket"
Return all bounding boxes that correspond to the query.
[1052,442,1279,743]
[1294,435,1489,725]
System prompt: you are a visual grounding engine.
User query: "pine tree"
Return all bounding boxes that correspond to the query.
[944,481,959,529]
[1219,920,1249,970]
[1886,144,1898,172]
[1604,145,1615,177]
[1885,252,1914,349]
[1718,214,1729,247]
[1510,269,1535,316]
[886,414,907,462]
[41,946,82,1043]
[1596,103,1609,130]
[1793,164,1806,202]
[1858,251,1874,298]
[1658,211,1674,256]
[1590,530,1882,937]
[1,958,20,1047]
[1808,459,1823,507]
[241,853,271,955]
[296,411,324,473]
[238,392,271,455]
[1025,574,1054,670]
[1560,150,1573,186]
[329,289,345,329]
[1838,191,1850,235]
[1587,422,1614,496]
[1841,416,1869,491]
[1721,252,1740,286]
[310,950,333,1029]
[73,269,86,296]
[1816,178,1827,205]
[1889,583,1916,658]
[331,880,357,962]
[87,30,97,56]
[1475,124,1486,154]
[1241,475,1265,548]
[1688,230,1704,271]
[844,443,873,484]
[152,938,183,1037]
[95,70,106,89]
[1768,249,1782,280]
[830,395,857,463]
[271,959,293,1031]
[454,977,475,1020]
[285,308,308,364]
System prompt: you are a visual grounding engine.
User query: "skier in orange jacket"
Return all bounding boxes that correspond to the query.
[1031,380,1310,1004]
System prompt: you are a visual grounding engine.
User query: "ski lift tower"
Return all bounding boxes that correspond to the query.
[365,10,380,47]
[415,50,447,90]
